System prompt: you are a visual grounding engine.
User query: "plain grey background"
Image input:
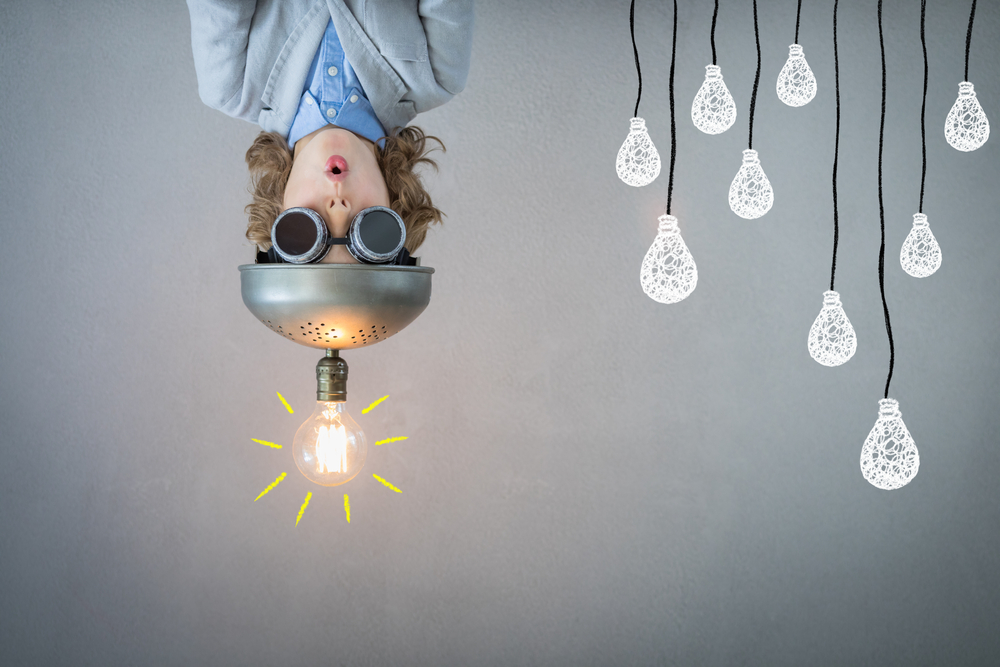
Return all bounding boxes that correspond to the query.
[2,0,999,664]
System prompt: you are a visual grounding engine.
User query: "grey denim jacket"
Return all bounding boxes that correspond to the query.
[187,0,474,135]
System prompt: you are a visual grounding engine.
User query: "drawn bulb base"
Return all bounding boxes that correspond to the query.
[729,149,774,219]
[692,64,738,134]
[945,81,990,151]
[900,213,942,278]
[616,117,661,187]
[776,44,817,107]
[860,398,919,490]
[640,214,698,304]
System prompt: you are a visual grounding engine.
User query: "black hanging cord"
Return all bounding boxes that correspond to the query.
[919,0,928,212]
[667,0,678,214]
[795,0,803,43]
[711,0,719,65]
[748,0,762,149]
[830,0,840,291]
[964,0,977,81]
[630,0,643,117]
[877,0,895,399]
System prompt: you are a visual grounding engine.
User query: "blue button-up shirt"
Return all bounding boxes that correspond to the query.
[286,19,386,150]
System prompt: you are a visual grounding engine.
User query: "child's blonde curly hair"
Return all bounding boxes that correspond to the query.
[244,126,444,254]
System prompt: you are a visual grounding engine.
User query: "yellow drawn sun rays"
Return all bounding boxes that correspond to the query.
[295,492,312,525]
[254,472,286,501]
[250,391,407,525]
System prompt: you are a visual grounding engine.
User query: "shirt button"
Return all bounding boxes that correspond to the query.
[327,66,338,76]
[305,97,314,105]
[349,94,359,103]
[326,108,336,118]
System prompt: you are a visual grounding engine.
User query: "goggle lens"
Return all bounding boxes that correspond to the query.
[274,211,322,256]
[357,209,403,255]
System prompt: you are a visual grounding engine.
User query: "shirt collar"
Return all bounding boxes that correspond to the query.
[287,88,386,150]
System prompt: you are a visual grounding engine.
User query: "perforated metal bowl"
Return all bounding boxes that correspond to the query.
[239,264,434,350]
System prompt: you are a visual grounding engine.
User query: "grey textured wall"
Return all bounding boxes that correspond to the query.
[2,0,999,664]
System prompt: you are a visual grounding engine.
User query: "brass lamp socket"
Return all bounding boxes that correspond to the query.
[316,349,348,402]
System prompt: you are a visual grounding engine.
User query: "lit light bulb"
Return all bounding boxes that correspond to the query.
[616,117,661,187]
[691,64,737,134]
[293,401,367,486]
[945,81,990,151]
[860,398,919,490]
[807,290,857,367]
[640,214,698,304]
[729,149,774,219]
[292,350,367,486]
[900,213,942,278]
[776,44,817,107]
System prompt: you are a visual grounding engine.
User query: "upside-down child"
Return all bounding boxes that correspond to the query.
[187,0,474,263]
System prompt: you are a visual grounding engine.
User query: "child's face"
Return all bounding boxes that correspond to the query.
[283,126,391,264]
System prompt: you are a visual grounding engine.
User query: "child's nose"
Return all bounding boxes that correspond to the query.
[325,201,351,235]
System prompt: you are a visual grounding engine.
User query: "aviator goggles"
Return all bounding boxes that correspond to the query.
[270,206,407,265]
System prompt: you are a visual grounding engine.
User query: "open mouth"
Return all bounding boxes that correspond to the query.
[326,155,349,175]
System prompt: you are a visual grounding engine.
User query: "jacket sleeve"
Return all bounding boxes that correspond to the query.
[186,0,257,117]
[418,0,474,96]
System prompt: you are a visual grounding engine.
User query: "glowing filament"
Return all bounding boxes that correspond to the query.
[316,422,347,473]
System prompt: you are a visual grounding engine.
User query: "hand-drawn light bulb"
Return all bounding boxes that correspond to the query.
[640,214,698,304]
[616,117,661,187]
[900,213,942,278]
[945,81,990,151]
[692,65,737,134]
[293,351,368,486]
[729,149,774,219]
[807,290,857,366]
[860,398,919,490]
[776,44,817,107]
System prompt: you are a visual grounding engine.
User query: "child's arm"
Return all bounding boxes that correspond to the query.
[418,0,475,96]
[186,0,257,120]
